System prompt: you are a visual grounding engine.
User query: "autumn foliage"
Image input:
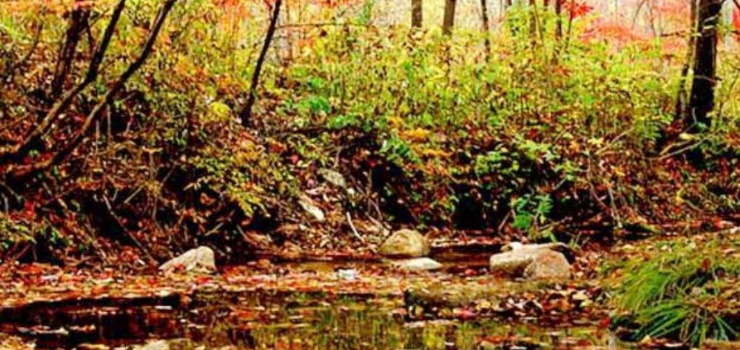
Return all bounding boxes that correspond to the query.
[0,0,739,265]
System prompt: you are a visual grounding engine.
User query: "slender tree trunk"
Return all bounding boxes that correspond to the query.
[481,0,491,59]
[529,0,537,35]
[674,0,698,120]
[443,0,456,36]
[0,0,126,162]
[555,0,563,40]
[240,0,283,127]
[687,0,722,130]
[412,0,423,28]
[530,0,543,44]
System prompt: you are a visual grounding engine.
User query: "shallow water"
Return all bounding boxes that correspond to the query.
[0,255,618,349]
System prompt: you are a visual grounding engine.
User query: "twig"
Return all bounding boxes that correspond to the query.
[657,139,706,160]
[346,212,365,243]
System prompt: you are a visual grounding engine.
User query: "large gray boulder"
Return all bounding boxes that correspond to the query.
[489,242,571,280]
[159,246,216,274]
[378,229,430,258]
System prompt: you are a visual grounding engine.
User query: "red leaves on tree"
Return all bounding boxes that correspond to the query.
[563,0,593,19]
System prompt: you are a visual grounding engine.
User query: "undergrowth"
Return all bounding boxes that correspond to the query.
[613,236,740,345]
[0,1,739,261]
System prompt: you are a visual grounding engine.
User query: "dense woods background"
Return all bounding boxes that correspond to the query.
[1,0,739,263]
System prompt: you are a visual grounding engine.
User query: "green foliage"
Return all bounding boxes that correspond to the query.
[0,213,67,255]
[614,239,740,345]
[1,0,739,259]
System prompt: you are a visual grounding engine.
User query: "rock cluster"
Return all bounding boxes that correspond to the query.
[489,242,572,280]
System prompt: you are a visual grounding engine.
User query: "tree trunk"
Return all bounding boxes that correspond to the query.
[51,5,90,100]
[443,0,456,36]
[529,0,541,43]
[687,0,722,130]
[412,0,423,28]
[555,0,563,40]
[481,0,491,59]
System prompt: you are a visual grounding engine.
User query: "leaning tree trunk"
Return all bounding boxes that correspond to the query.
[687,0,722,131]
[51,5,89,101]
[443,0,456,35]
[412,0,423,28]
[240,0,283,127]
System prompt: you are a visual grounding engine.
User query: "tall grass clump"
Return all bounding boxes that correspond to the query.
[613,238,739,345]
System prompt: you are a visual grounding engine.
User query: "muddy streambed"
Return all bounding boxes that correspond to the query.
[0,254,620,349]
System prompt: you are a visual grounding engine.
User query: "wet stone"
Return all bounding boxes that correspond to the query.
[159,246,216,274]
[390,258,442,272]
[489,242,572,280]
[378,229,430,258]
[523,250,571,280]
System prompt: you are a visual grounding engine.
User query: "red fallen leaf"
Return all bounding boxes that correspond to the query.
[598,316,611,329]
[701,258,711,272]
[454,308,477,320]
[195,276,212,284]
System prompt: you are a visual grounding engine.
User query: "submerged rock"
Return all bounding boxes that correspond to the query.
[390,257,442,271]
[378,229,430,258]
[489,242,571,280]
[159,246,216,274]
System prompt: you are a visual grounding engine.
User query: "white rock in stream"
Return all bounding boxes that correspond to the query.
[159,246,216,274]
[390,257,442,271]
